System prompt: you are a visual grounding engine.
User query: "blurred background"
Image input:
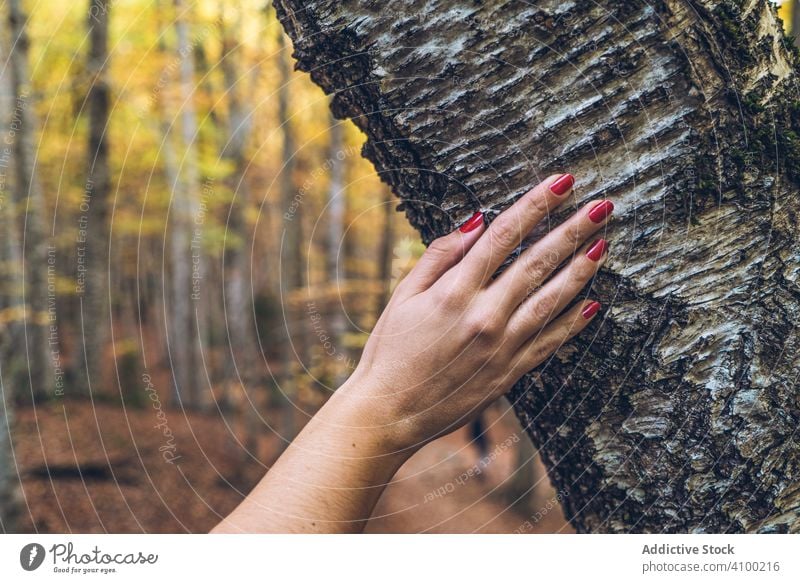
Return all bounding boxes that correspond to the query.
[0,0,795,533]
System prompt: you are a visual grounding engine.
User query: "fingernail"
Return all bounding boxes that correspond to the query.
[588,200,614,223]
[582,301,601,320]
[459,211,484,233]
[550,173,574,196]
[586,239,608,261]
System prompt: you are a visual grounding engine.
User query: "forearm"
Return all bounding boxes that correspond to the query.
[212,381,413,533]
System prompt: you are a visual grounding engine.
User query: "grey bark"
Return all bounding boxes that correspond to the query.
[275,0,800,532]
[7,0,51,401]
[76,0,111,396]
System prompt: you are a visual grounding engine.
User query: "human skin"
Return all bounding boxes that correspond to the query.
[212,173,613,533]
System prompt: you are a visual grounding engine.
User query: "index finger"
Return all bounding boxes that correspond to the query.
[462,173,574,286]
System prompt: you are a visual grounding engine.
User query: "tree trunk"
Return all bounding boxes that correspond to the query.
[76,0,111,397]
[276,21,304,436]
[218,4,264,458]
[275,0,800,533]
[0,20,21,533]
[376,185,395,313]
[325,109,349,385]
[7,0,51,402]
[169,0,202,407]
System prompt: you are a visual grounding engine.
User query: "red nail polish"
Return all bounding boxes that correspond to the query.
[459,211,484,233]
[586,239,608,261]
[588,200,614,223]
[582,301,601,319]
[550,173,574,196]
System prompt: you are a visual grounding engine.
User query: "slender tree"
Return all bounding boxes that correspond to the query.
[325,110,349,384]
[275,0,800,532]
[376,185,395,313]
[276,20,304,434]
[76,0,111,397]
[168,0,202,407]
[7,0,50,402]
[0,20,21,534]
[218,3,266,459]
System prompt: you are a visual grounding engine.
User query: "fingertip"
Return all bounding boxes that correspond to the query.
[549,173,575,196]
[581,300,602,320]
[458,211,484,233]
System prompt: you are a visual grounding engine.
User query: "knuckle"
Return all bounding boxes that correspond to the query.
[528,294,558,324]
[431,283,462,308]
[527,336,562,365]
[525,188,552,216]
[488,219,520,250]
[426,236,453,256]
[465,311,502,339]
[562,224,584,248]
[522,256,552,287]
[569,260,595,287]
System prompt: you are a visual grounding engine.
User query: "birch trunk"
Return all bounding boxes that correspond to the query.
[275,0,800,533]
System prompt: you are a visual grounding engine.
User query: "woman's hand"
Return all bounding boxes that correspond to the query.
[214,173,613,533]
[340,173,612,452]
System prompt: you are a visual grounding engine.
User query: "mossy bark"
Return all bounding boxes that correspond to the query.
[274,0,800,533]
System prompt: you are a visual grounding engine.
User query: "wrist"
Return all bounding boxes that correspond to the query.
[322,375,420,463]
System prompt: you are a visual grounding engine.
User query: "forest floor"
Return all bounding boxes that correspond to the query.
[12,397,571,534]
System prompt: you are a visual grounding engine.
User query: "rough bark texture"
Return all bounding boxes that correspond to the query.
[275,0,800,533]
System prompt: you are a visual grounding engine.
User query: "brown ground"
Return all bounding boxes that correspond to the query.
[12,398,571,534]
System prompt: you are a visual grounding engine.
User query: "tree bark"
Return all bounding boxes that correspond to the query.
[275,0,800,533]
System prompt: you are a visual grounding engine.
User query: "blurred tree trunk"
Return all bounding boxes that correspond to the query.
[793,0,800,41]
[276,0,800,532]
[325,111,349,385]
[76,0,111,397]
[0,375,19,532]
[0,8,24,394]
[276,24,303,436]
[7,0,50,402]
[169,0,202,407]
[376,186,395,313]
[218,4,263,461]
[0,22,21,534]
